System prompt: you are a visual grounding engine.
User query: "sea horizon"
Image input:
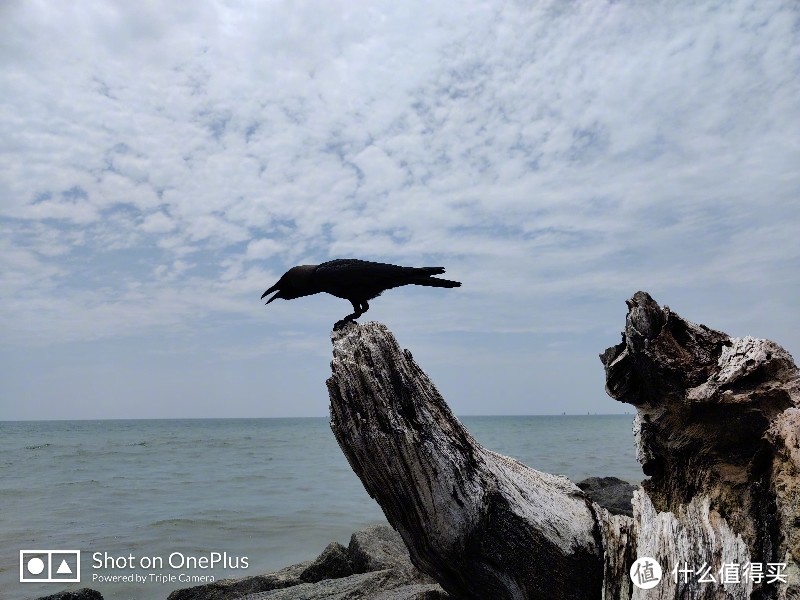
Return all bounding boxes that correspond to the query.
[0,412,634,423]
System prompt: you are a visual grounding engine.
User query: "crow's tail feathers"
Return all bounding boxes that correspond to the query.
[416,266,446,276]
[410,266,460,288]
[412,277,461,288]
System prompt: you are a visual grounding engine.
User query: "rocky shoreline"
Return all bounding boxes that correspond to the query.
[167,524,445,600]
[36,477,636,600]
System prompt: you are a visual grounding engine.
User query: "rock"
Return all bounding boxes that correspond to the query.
[299,542,353,583]
[166,561,311,600]
[371,584,449,600]
[240,570,444,600]
[171,525,446,600]
[35,590,103,600]
[348,524,417,573]
[576,476,637,517]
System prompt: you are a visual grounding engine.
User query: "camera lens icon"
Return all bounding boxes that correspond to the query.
[20,550,80,583]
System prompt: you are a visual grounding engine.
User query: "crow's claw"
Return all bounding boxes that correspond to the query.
[333,318,356,331]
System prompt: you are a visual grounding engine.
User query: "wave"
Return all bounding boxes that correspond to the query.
[147,515,271,533]
[149,517,227,529]
[55,479,101,487]
[25,443,51,450]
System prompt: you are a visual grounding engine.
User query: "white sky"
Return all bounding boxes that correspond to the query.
[1,0,798,419]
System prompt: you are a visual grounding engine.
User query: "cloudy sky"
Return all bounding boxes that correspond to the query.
[1,0,798,420]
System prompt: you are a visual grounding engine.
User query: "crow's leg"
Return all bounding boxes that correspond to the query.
[334,300,366,330]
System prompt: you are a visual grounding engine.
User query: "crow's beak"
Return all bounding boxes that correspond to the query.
[261,283,281,304]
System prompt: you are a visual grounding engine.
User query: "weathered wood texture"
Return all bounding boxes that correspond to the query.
[327,292,798,599]
[327,322,604,599]
[601,291,799,599]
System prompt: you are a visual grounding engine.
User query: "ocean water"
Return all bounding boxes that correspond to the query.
[1,416,640,600]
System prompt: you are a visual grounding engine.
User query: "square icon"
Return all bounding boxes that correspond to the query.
[20,550,81,583]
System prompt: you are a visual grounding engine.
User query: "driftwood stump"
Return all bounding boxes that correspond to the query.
[327,292,799,599]
[601,291,799,600]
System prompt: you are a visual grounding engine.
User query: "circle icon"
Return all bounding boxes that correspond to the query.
[27,557,45,575]
[630,556,662,589]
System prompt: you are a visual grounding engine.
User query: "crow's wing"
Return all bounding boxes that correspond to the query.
[313,259,445,300]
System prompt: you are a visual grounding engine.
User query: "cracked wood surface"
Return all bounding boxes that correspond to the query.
[327,322,603,600]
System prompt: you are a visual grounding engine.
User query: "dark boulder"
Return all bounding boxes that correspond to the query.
[299,542,353,583]
[576,476,638,517]
[36,589,104,600]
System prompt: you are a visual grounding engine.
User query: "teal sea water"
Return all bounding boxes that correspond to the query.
[2,416,640,600]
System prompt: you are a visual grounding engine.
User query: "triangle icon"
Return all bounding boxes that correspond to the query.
[56,559,72,574]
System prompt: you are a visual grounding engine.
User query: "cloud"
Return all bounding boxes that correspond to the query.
[1,0,798,417]
[245,238,283,261]
[141,210,176,234]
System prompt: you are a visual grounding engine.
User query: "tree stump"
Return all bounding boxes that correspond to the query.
[327,292,799,599]
[601,291,799,599]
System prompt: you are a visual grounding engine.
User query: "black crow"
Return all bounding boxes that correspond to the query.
[261,258,461,327]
